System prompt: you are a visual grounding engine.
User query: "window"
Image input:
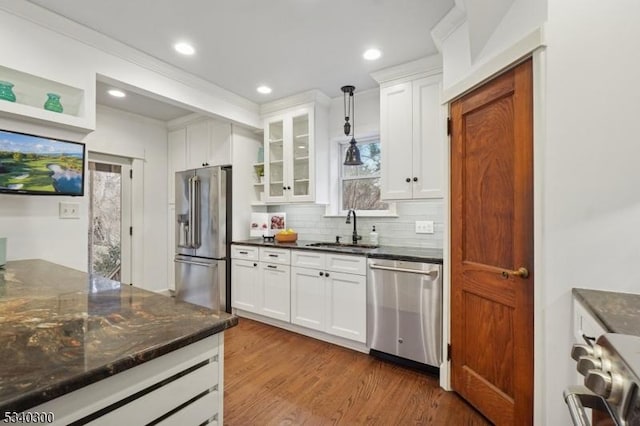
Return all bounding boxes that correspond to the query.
[340,137,390,212]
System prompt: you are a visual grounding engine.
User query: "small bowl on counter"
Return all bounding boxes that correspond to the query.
[275,231,298,243]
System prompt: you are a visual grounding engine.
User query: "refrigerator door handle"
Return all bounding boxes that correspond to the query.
[192,176,201,248]
[187,176,194,248]
[175,258,216,268]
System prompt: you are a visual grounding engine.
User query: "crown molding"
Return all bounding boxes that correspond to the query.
[431,5,467,52]
[0,1,259,115]
[259,89,331,116]
[370,55,443,85]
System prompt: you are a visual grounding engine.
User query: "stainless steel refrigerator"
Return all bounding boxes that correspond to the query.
[174,166,231,312]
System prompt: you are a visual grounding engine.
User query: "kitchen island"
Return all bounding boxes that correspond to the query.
[0,259,237,424]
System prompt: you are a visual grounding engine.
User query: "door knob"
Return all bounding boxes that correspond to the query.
[501,267,529,279]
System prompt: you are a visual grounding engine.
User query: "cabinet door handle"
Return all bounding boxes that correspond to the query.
[325,272,330,277]
[413,177,418,182]
[253,263,257,267]
[283,186,287,190]
[319,271,324,276]
[405,177,411,183]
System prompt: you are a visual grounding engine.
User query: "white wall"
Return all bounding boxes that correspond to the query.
[327,89,380,138]
[542,1,640,423]
[0,106,169,292]
[439,0,546,92]
[86,106,169,291]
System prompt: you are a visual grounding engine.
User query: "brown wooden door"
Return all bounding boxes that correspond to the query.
[450,58,534,425]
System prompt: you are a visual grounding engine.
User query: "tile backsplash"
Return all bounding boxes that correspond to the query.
[267,200,443,248]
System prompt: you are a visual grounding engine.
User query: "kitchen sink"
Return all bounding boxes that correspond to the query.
[305,242,379,249]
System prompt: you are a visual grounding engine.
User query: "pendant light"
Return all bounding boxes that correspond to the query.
[342,85,362,166]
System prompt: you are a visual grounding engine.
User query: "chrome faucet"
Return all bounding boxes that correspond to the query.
[345,209,362,245]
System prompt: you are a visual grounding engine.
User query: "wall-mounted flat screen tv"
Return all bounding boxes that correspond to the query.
[0,129,85,196]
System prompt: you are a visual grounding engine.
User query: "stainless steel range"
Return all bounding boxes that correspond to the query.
[566,333,640,425]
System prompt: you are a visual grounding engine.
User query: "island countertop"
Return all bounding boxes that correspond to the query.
[0,259,237,414]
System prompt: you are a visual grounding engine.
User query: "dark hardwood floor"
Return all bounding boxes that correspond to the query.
[224,318,490,425]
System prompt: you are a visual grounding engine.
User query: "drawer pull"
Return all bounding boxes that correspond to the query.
[239,251,249,254]
[267,265,277,269]
[268,254,279,257]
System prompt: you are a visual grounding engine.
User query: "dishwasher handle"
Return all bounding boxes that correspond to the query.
[369,263,438,276]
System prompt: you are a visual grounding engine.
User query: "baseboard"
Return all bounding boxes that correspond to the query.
[233,309,369,354]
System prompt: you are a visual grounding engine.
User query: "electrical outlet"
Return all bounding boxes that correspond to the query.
[415,220,434,234]
[59,202,80,219]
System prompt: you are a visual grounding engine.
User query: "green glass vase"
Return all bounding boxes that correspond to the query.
[0,81,16,102]
[44,93,63,113]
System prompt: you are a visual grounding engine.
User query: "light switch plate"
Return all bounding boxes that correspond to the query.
[59,202,80,219]
[415,220,434,234]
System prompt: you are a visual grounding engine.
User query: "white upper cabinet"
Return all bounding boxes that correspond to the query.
[264,107,316,203]
[261,92,329,204]
[167,117,232,202]
[376,58,445,201]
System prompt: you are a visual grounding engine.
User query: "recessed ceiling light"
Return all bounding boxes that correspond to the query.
[363,48,382,61]
[107,89,126,98]
[174,42,195,55]
[257,85,272,94]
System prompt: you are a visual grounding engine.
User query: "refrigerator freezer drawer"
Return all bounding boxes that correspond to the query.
[175,255,226,311]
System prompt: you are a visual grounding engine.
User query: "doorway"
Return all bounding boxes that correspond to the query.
[450,58,534,425]
[87,152,133,284]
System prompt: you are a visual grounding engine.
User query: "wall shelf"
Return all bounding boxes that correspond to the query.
[0,64,94,132]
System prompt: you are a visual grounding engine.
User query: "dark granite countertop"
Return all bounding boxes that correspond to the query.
[0,260,238,413]
[233,239,443,264]
[573,288,640,336]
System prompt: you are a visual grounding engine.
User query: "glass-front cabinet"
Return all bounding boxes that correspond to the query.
[264,107,315,203]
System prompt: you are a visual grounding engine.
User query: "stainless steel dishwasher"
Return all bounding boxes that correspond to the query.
[367,258,442,369]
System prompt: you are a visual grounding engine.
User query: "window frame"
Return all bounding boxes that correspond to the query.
[325,132,397,218]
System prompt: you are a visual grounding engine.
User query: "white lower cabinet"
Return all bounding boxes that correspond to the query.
[232,245,366,345]
[325,272,366,343]
[231,246,291,321]
[261,263,291,322]
[231,258,260,313]
[291,266,326,331]
[291,251,366,343]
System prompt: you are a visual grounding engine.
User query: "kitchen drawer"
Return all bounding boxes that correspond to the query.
[231,245,259,260]
[260,247,291,265]
[291,250,325,269]
[326,254,366,275]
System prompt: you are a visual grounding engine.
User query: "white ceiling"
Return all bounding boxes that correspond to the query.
[95,81,194,121]
[27,0,453,104]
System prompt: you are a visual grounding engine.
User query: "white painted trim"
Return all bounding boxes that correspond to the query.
[96,104,167,131]
[259,90,331,117]
[0,1,259,119]
[441,26,547,103]
[440,103,452,391]
[234,309,369,354]
[370,55,442,85]
[131,158,144,287]
[430,5,467,52]
[532,47,546,426]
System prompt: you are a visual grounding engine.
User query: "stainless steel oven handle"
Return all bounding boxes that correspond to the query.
[564,393,591,426]
[174,259,215,268]
[563,385,620,426]
[369,263,438,276]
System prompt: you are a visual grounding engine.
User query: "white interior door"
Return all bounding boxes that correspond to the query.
[88,152,133,284]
